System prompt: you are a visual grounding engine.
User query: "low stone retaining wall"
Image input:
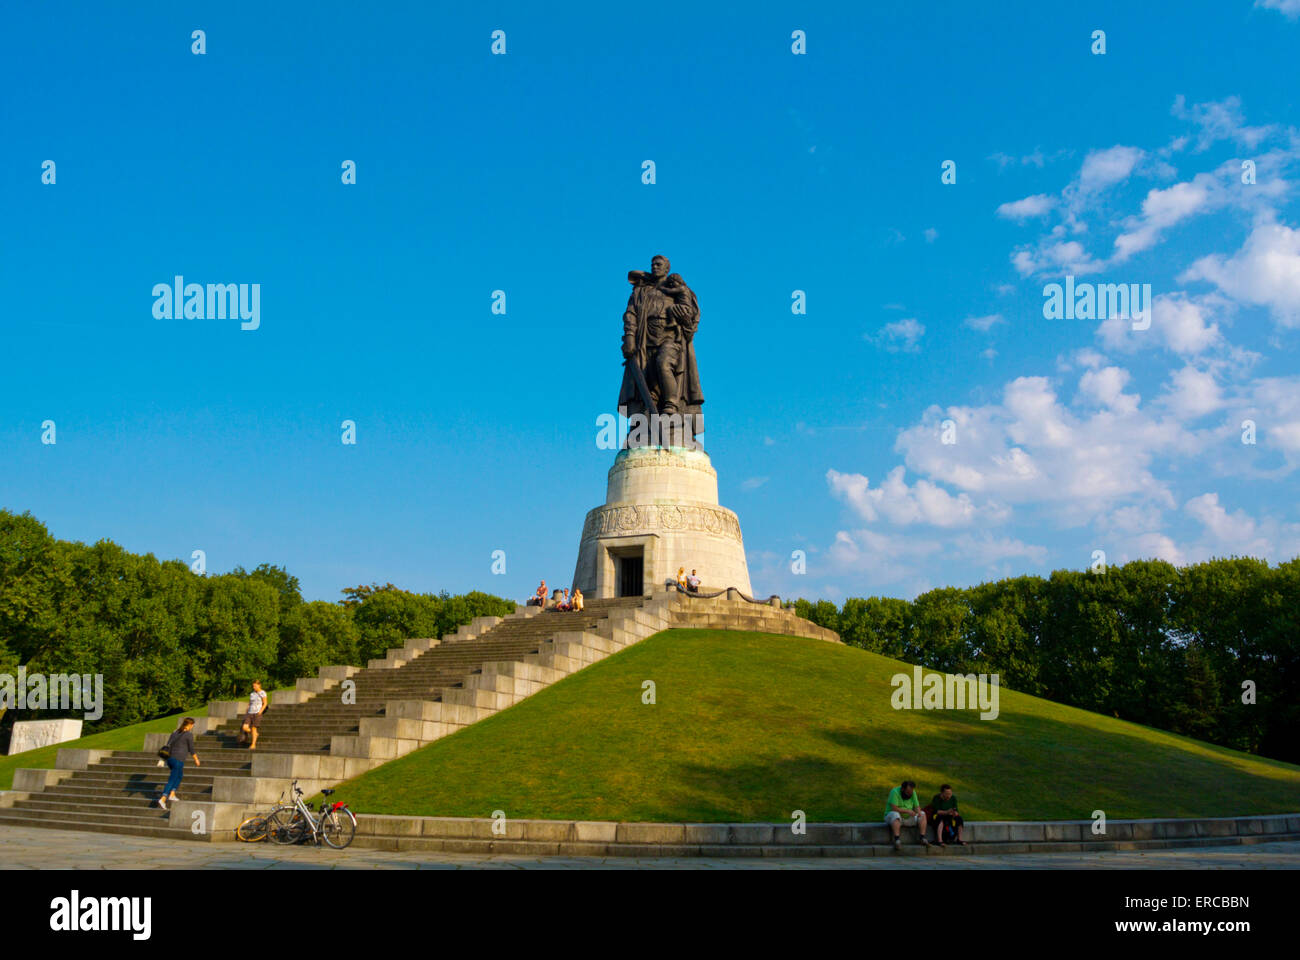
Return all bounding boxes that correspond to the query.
[347,812,1300,858]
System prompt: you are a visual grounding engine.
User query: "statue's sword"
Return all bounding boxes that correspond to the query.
[623,358,659,417]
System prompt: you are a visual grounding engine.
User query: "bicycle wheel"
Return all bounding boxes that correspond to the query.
[321,808,357,849]
[265,808,307,845]
[235,815,269,842]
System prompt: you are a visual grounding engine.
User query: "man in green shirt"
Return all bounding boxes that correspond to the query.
[884,779,930,850]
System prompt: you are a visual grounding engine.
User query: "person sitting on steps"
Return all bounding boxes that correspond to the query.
[686,569,701,594]
[884,779,930,850]
[529,580,547,607]
[571,587,584,612]
[929,784,967,846]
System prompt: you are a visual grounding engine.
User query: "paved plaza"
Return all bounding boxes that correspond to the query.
[2,825,1298,869]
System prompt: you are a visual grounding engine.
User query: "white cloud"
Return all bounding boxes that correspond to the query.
[1172,94,1278,149]
[1076,366,1140,415]
[810,526,1050,597]
[868,317,925,352]
[1012,239,1106,277]
[894,375,1201,523]
[1184,492,1277,557]
[1072,348,1108,369]
[824,528,942,592]
[1257,0,1300,15]
[1081,493,1298,568]
[997,194,1055,220]
[1181,219,1300,327]
[741,476,769,491]
[965,313,1005,331]
[1158,365,1224,419]
[924,228,939,243]
[1075,145,1145,196]
[1240,376,1300,466]
[817,96,1300,589]
[1096,293,1224,356]
[1112,175,1214,261]
[1001,100,1298,279]
[1099,503,1169,536]
[951,533,1048,565]
[989,149,1060,170]
[827,466,1000,528]
[1125,532,1188,566]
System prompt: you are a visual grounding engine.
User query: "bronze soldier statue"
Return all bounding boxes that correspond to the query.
[618,255,704,448]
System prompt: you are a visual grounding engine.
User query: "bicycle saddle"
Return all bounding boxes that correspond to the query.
[321,788,335,796]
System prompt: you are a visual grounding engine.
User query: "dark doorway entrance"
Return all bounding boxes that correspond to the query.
[617,553,644,598]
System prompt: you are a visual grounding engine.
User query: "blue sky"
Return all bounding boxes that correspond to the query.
[2,1,1298,603]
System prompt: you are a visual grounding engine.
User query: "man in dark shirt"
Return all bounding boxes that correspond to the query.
[158,717,201,810]
[930,784,966,845]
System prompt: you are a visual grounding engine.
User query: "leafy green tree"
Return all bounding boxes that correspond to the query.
[837,596,911,654]
[277,600,362,683]
[343,583,444,662]
[907,587,971,671]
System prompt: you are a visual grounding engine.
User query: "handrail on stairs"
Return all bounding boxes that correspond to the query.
[666,583,783,607]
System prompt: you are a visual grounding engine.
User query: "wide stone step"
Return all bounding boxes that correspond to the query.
[0,804,173,828]
[14,796,183,817]
[231,707,381,714]
[97,754,252,770]
[42,784,213,805]
[89,763,250,777]
[0,810,196,841]
[196,732,336,740]
[107,752,251,764]
[65,764,244,780]
[62,764,226,780]
[194,739,348,749]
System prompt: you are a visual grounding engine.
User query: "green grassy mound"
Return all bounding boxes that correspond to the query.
[323,630,1300,822]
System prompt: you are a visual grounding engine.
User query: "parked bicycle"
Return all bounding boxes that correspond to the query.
[234,790,295,842]
[265,780,357,849]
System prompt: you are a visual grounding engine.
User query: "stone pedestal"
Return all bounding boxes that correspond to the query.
[571,446,752,598]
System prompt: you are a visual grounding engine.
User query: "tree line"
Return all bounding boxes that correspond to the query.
[0,510,514,744]
[792,556,1300,763]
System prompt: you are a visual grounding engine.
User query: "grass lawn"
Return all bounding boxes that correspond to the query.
[324,629,1300,822]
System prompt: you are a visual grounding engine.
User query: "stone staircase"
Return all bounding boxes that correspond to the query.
[664,589,840,642]
[0,588,831,841]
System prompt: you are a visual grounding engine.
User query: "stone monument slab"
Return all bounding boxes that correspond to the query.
[8,718,83,755]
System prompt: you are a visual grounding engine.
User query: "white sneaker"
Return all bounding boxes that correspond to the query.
[157,797,168,811]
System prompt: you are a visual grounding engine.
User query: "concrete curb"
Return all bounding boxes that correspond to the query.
[347,812,1300,858]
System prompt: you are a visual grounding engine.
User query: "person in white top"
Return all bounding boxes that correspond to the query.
[240,680,268,750]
